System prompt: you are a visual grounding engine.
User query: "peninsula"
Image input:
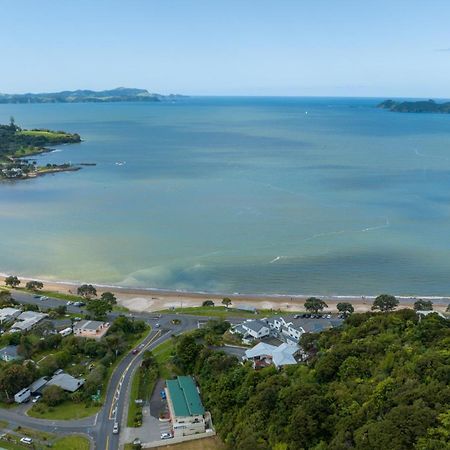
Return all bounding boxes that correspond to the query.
[0,87,185,104]
[378,98,450,113]
[0,118,82,179]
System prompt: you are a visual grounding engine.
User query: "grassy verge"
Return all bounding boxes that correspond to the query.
[27,400,99,420]
[52,435,90,450]
[153,338,179,379]
[157,306,299,319]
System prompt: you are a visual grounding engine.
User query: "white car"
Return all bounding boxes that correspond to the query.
[112,422,120,434]
[161,432,173,440]
[32,395,41,403]
[20,437,33,445]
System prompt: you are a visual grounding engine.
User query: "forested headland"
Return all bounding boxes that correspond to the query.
[0,118,81,179]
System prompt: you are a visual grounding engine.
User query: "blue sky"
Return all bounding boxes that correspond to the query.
[2,0,450,97]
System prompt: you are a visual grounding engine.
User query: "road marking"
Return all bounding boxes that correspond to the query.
[108,329,163,420]
[105,434,109,450]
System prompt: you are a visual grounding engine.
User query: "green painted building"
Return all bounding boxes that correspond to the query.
[165,376,206,437]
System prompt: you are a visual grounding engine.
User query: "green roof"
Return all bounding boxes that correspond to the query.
[166,376,205,417]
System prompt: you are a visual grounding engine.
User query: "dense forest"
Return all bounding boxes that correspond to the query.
[175,310,450,449]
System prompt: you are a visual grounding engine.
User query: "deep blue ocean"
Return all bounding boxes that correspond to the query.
[1,97,450,296]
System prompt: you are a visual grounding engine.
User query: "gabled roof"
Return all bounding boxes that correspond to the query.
[47,373,85,392]
[0,345,21,359]
[166,376,205,417]
[242,320,268,333]
[245,342,277,359]
[245,342,299,367]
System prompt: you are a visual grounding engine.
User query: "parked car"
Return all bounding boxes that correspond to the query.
[326,314,332,319]
[161,432,173,440]
[33,295,40,299]
[32,395,41,403]
[160,390,166,400]
[133,438,141,446]
[40,296,48,301]
[66,301,73,306]
[293,314,300,319]
[20,437,33,445]
[155,323,160,328]
[113,422,120,434]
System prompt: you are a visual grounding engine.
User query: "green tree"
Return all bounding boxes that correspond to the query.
[221,298,232,309]
[175,335,202,372]
[4,276,20,288]
[0,364,34,400]
[25,280,44,291]
[414,299,433,311]
[86,299,112,320]
[202,300,215,307]
[304,297,328,313]
[371,294,399,312]
[100,291,117,305]
[336,302,354,316]
[42,385,66,406]
[77,284,97,299]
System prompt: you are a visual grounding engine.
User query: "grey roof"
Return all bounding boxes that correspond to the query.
[0,345,21,359]
[245,342,299,367]
[243,320,268,333]
[29,377,48,393]
[74,320,106,331]
[47,373,85,392]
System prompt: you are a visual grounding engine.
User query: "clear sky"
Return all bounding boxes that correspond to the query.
[2,0,450,97]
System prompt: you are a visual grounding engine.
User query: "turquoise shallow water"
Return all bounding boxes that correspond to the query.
[1,97,450,296]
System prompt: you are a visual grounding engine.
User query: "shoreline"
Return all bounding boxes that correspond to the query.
[1,273,449,314]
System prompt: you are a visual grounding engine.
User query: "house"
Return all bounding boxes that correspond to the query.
[165,376,206,438]
[0,307,21,324]
[47,373,85,392]
[0,345,22,362]
[14,388,31,404]
[73,320,110,339]
[230,319,270,342]
[244,342,300,369]
[10,311,47,332]
[28,377,49,394]
[267,316,337,343]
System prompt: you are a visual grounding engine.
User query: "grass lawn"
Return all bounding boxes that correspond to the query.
[158,306,299,319]
[27,400,99,420]
[153,338,179,379]
[52,435,90,450]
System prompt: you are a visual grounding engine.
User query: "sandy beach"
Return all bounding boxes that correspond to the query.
[1,274,449,314]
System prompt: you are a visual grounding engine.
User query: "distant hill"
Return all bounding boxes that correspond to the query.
[0,87,185,104]
[378,99,450,113]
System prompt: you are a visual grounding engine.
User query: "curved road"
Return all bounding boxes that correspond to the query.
[1,290,233,449]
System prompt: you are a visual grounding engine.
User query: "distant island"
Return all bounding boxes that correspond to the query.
[378,99,450,113]
[0,118,83,179]
[0,87,185,104]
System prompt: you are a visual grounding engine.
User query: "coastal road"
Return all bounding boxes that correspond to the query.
[2,289,224,449]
